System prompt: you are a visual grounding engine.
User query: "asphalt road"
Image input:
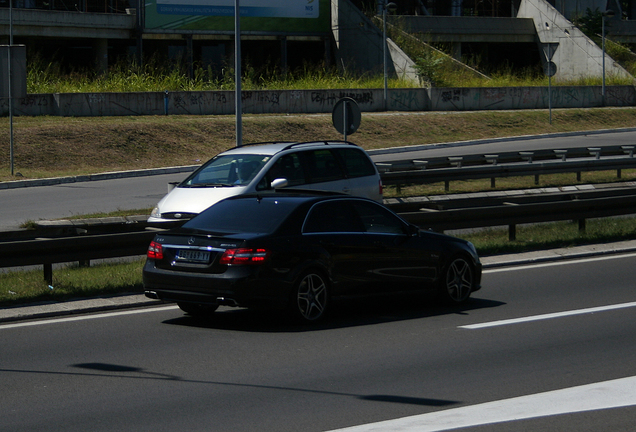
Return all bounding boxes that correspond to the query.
[2,253,636,432]
[2,129,636,230]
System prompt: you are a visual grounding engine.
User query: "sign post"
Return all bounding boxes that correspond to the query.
[235,0,242,147]
[542,43,559,125]
[332,97,361,141]
[1,45,26,176]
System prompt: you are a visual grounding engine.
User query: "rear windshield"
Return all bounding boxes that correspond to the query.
[181,154,271,187]
[183,197,302,234]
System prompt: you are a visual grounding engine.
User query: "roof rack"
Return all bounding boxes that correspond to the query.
[280,140,359,151]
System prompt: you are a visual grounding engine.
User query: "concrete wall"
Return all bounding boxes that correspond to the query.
[331,0,418,82]
[1,86,634,117]
[518,0,633,82]
[430,85,635,110]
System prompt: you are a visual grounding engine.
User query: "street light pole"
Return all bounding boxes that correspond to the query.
[383,4,387,111]
[235,0,242,147]
[9,0,14,176]
[382,1,396,111]
[602,9,615,106]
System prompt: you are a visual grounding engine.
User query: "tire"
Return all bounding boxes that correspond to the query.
[439,256,474,304]
[177,302,219,317]
[289,270,329,323]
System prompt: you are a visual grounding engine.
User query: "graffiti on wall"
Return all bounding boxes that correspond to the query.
[1,87,634,117]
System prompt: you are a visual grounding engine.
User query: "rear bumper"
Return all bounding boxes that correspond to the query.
[142,261,292,309]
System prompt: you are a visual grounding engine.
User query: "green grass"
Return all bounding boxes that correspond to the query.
[465,217,636,256]
[26,48,635,94]
[0,259,145,306]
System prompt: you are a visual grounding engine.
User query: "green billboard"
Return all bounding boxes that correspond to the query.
[145,0,330,33]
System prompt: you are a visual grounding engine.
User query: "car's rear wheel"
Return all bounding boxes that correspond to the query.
[439,256,474,304]
[177,302,219,317]
[290,270,329,323]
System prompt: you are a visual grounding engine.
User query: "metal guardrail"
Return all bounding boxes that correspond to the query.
[398,189,636,240]
[377,145,636,190]
[0,230,157,284]
[3,144,636,283]
[2,186,636,283]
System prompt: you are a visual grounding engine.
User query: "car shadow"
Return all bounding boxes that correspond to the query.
[161,293,505,333]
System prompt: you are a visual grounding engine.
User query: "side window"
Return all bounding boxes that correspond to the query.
[334,148,377,178]
[302,149,345,184]
[258,153,306,190]
[352,201,406,235]
[303,201,365,233]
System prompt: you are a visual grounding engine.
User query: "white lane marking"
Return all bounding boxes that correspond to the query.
[460,301,636,330]
[483,252,636,274]
[0,305,179,330]
[327,376,636,432]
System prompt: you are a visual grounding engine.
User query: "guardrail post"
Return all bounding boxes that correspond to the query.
[413,160,428,170]
[375,163,392,173]
[519,152,537,184]
[619,146,634,178]
[44,262,53,285]
[588,147,601,159]
[509,224,516,241]
[622,146,634,157]
[554,149,571,181]
[554,149,567,161]
[446,157,463,191]
[448,157,463,168]
[579,219,586,232]
[485,155,498,188]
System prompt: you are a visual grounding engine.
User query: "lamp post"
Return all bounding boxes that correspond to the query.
[235,0,242,147]
[602,9,615,106]
[382,1,397,111]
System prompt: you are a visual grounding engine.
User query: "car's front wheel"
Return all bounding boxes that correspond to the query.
[439,256,474,304]
[290,270,329,323]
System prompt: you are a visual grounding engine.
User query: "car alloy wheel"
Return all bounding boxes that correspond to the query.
[293,271,328,322]
[441,257,474,304]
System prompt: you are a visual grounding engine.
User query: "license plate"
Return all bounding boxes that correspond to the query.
[176,249,210,263]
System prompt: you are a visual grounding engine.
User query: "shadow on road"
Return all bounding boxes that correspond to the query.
[161,294,505,333]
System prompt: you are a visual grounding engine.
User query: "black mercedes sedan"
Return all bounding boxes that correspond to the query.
[143,193,482,322]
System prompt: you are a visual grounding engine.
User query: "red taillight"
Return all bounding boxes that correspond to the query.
[147,241,164,260]
[219,248,270,265]
[379,179,383,196]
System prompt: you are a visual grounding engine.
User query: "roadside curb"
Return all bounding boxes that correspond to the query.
[2,240,636,324]
[0,165,199,190]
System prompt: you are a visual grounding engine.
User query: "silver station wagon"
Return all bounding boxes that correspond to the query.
[148,141,383,224]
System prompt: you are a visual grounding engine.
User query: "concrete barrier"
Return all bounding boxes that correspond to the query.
[0,86,633,117]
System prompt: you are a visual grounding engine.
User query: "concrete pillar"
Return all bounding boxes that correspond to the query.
[452,42,462,61]
[280,37,288,79]
[94,38,108,75]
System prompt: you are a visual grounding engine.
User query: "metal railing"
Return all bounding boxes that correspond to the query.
[2,185,636,283]
[378,145,636,191]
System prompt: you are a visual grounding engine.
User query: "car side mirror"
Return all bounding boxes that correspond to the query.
[271,178,289,189]
[408,224,420,237]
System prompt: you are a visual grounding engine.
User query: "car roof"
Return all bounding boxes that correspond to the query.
[225,191,374,206]
[218,141,361,156]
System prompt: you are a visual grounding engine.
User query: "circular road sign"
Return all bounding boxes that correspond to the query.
[332,97,361,136]
[544,61,557,77]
